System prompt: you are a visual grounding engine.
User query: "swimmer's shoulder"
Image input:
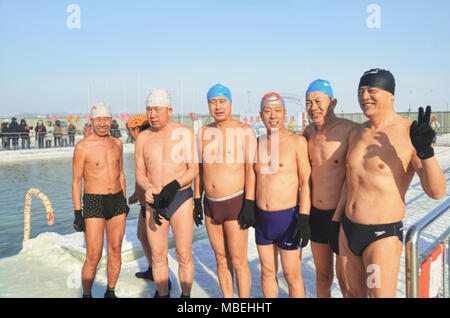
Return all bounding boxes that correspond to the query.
[303,124,316,140]
[236,120,257,140]
[199,122,216,132]
[196,123,216,142]
[347,120,367,142]
[171,121,194,134]
[336,118,361,136]
[111,135,123,149]
[73,137,90,160]
[135,129,152,145]
[74,136,89,152]
[236,119,253,131]
[290,130,307,148]
[337,117,360,129]
[396,114,413,128]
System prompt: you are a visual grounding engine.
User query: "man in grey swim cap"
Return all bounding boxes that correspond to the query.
[254,92,312,298]
[337,69,446,297]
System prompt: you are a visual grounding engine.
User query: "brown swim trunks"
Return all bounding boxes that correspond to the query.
[203,190,244,225]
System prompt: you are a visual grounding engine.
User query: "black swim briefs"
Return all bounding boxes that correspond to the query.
[341,213,403,256]
[83,190,129,220]
[309,205,335,244]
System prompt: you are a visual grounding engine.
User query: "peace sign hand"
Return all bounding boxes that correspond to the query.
[409,106,435,160]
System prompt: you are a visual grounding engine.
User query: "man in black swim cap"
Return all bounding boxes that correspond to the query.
[335,68,446,297]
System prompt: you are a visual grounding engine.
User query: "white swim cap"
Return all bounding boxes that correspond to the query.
[90,102,112,119]
[146,89,172,107]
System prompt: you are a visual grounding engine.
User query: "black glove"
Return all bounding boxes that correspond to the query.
[73,209,85,232]
[159,180,181,208]
[150,194,163,226]
[328,221,340,255]
[410,106,435,160]
[238,199,256,230]
[193,198,203,227]
[292,214,311,248]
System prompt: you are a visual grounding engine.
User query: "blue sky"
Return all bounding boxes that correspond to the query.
[1,0,449,116]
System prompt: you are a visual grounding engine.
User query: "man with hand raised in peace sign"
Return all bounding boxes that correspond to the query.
[334,69,446,297]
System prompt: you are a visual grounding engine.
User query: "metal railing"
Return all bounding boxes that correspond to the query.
[405,197,450,298]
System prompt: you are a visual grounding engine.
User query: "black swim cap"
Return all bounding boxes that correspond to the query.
[358,68,395,95]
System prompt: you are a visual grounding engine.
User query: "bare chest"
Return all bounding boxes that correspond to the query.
[255,138,297,174]
[308,132,347,168]
[84,142,121,170]
[347,130,413,177]
[200,127,246,164]
[143,133,187,164]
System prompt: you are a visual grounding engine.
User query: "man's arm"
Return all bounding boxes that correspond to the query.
[332,179,347,222]
[117,138,126,198]
[411,153,446,199]
[174,127,199,188]
[134,132,156,203]
[409,106,446,199]
[72,142,86,210]
[297,135,312,215]
[194,172,203,199]
[194,127,204,199]
[244,126,257,200]
[331,121,358,221]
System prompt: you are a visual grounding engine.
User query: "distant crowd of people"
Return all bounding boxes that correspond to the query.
[1,117,127,151]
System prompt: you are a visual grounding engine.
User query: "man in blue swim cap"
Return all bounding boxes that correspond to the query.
[194,83,257,297]
[304,79,358,298]
[337,69,446,297]
[205,84,233,123]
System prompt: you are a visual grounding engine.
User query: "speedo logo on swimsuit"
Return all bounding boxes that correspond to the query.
[374,231,386,237]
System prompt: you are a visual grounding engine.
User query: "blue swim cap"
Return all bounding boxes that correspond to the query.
[306,79,334,99]
[207,83,232,104]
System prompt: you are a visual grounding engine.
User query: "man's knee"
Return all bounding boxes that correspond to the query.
[214,252,231,269]
[316,268,334,287]
[231,255,248,272]
[260,262,277,279]
[282,264,302,284]
[176,248,193,266]
[109,245,122,257]
[85,250,103,266]
[151,249,168,266]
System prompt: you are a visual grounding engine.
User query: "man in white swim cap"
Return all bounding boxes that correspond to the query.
[72,102,129,298]
[135,89,198,298]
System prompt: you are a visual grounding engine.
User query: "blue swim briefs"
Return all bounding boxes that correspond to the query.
[255,206,300,250]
